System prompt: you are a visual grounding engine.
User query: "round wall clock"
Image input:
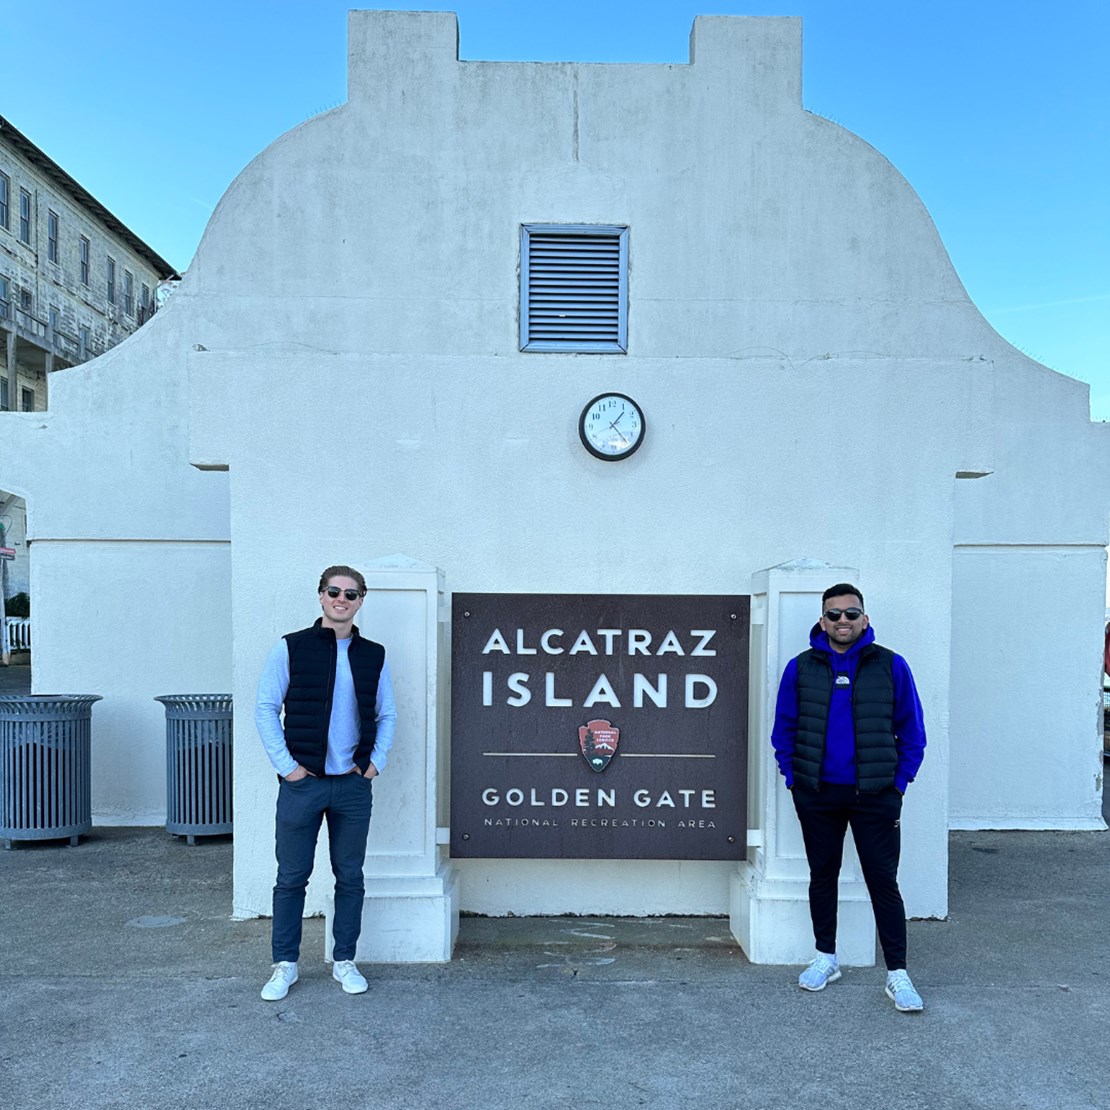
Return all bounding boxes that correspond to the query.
[579,392,646,461]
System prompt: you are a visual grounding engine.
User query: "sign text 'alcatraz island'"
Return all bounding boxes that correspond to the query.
[451,594,750,860]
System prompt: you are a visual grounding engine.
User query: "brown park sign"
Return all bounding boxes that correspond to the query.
[450,593,749,860]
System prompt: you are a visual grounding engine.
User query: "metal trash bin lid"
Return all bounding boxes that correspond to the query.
[0,695,103,721]
[154,695,232,721]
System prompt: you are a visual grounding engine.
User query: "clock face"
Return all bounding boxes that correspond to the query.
[579,393,645,461]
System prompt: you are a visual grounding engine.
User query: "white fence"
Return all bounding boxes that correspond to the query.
[3,617,30,651]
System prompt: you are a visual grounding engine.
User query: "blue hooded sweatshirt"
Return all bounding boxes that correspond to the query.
[771,622,926,793]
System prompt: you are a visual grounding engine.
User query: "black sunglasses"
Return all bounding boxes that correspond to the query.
[824,608,863,621]
[324,587,362,601]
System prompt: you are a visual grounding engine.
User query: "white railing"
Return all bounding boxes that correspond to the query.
[3,617,30,651]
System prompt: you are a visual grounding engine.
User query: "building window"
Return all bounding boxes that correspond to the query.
[124,270,134,316]
[0,173,9,230]
[47,210,59,263]
[79,324,90,358]
[139,282,151,323]
[18,288,31,313]
[107,256,116,304]
[49,306,60,336]
[0,276,9,320]
[79,236,90,285]
[21,387,34,412]
[19,189,31,244]
[519,224,629,353]
[0,378,8,411]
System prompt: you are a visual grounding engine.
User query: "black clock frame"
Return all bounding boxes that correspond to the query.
[578,392,646,462]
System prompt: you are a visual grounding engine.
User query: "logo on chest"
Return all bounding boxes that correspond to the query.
[835,675,851,687]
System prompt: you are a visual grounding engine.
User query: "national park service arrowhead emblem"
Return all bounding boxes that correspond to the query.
[578,719,620,772]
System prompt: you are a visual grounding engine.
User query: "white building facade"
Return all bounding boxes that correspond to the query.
[1,12,1106,964]
[0,114,177,641]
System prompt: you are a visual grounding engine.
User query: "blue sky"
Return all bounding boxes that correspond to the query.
[8,1,1107,416]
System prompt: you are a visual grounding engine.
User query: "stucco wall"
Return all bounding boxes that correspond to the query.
[0,11,1104,922]
[194,348,984,918]
[185,11,1106,914]
[950,358,1110,827]
[0,309,230,823]
[949,544,1106,827]
[182,15,994,364]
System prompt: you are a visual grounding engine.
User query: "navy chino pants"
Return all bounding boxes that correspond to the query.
[791,782,907,970]
[271,772,374,963]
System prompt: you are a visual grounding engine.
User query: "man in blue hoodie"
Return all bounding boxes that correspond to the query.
[771,583,926,1013]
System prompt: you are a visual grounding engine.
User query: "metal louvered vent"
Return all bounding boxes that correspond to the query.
[520,224,628,352]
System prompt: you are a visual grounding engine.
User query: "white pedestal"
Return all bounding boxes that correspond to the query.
[325,557,459,963]
[731,868,876,966]
[729,559,878,967]
[328,865,459,963]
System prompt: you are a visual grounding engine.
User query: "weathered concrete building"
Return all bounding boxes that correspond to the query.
[0,114,177,412]
[1,12,1106,965]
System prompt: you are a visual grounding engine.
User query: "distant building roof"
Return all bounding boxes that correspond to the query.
[0,113,179,280]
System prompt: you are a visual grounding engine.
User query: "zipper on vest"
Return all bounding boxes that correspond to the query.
[322,639,337,747]
[851,672,859,795]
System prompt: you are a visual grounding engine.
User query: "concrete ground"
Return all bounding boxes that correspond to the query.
[0,659,31,694]
[1,659,1108,1110]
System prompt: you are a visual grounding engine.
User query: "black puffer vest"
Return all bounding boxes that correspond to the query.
[282,619,386,776]
[793,643,896,792]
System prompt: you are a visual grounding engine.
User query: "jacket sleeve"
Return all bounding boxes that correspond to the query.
[891,654,927,793]
[368,659,397,772]
[770,657,800,788]
[255,640,297,778]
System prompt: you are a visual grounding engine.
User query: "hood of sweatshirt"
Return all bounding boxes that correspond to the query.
[808,621,876,659]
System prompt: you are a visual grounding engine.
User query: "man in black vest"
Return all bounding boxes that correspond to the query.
[255,565,396,1001]
[771,583,927,1013]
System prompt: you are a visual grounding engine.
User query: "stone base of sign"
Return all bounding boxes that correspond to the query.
[730,864,877,966]
[326,862,459,963]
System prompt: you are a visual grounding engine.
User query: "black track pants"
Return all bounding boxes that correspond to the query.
[791,781,907,970]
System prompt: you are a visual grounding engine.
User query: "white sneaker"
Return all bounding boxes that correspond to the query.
[798,953,841,991]
[886,969,924,1013]
[332,959,368,994]
[261,961,298,1001]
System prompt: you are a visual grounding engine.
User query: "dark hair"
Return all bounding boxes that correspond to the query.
[822,582,864,609]
[318,565,367,594]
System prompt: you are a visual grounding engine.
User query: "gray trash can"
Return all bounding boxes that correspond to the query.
[0,694,102,849]
[154,695,233,844]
